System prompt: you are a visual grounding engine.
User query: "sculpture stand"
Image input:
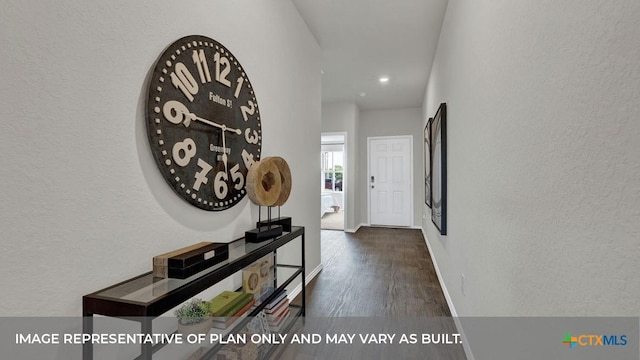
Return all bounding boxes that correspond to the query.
[245,206,284,243]
[256,206,292,232]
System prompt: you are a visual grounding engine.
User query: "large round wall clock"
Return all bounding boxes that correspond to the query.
[146,35,261,211]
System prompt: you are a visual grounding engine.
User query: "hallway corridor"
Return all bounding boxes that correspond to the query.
[297,227,451,316]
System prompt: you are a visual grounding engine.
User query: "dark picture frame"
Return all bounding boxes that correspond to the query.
[424,118,432,207]
[431,103,447,235]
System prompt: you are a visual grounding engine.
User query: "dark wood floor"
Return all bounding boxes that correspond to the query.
[276,227,466,360]
[294,227,451,316]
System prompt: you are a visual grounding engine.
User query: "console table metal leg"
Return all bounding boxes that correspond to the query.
[141,318,152,360]
[273,251,278,289]
[82,314,93,360]
[301,231,306,316]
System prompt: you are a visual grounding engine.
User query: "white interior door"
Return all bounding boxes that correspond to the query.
[369,136,412,227]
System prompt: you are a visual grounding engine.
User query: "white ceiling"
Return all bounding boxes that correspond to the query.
[292,0,449,110]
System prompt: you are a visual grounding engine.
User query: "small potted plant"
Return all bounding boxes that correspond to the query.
[175,298,212,334]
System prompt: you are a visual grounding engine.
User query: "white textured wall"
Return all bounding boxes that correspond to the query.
[424,0,640,316]
[0,0,321,316]
[359,108,423,227]
[321,102,360,231]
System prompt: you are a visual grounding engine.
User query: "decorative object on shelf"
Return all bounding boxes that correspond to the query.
[431,103,447,235]
[153,241,209,278]
[245,157,293,242]
[424,117,433,208]
[244,221,283,243]
[242,256,273,303]
[264,156,292,206]
[257,215,292,232]
[175,298,212,334]
[153,241,229,279]
[247,311,270,335]
[256,156,292,231]
[246,159,282,206]
[145,35,262,211]
[247,311,271,358]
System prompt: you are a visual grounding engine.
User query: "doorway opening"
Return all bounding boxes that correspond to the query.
[321,134,346,231]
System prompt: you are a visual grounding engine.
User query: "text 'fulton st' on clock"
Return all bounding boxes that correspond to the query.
[209,92,232,108]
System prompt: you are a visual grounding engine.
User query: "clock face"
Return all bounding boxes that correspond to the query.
[146,35,261,211]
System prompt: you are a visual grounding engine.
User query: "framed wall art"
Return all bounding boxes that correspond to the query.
[424,118,432,208]
[431,103,447,235]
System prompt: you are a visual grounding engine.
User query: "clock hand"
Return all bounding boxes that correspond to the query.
[185,112,242,135]
[172,108,239,174]
[186,112,237,174]
[221,126,228,174]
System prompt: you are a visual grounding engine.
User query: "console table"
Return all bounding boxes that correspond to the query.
[82,226,305,359]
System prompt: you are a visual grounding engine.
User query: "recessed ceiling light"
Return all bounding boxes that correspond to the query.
[379,77,389,84]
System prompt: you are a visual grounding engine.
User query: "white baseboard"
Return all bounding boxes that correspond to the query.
[344,223,366,233]
[420,228,475,360]
[287,263,323,302]
[350,223,422,231]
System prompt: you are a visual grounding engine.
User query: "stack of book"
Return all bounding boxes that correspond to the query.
[208,291,254,330]
[263,290,289,332]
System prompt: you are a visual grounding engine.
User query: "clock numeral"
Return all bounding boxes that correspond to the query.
[193,158,212,191]
[192,50,212,84]
[230,163,245,191]
[163,100,191,127]
[170,62,199,102]
[245,128,259,144]
[241,100,255,121]
[172,138,197,167]
[234,77,244,98]
[242,149,256,170]
[213,52,232,87]
[214,171,229,199]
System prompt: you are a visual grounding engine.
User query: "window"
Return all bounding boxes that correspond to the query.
[321,149,343,192]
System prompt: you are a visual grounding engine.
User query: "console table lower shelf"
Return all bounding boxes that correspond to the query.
[159,304,303,360]
[82,226,305,360]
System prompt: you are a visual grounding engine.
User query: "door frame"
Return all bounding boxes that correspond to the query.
[367,135,414,227]
[321,132,347,229]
